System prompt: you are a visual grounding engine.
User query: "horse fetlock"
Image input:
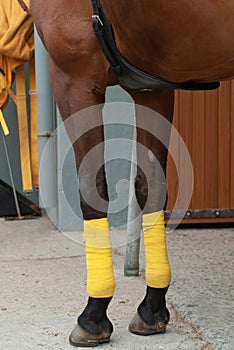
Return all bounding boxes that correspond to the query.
[137,286,170,326]
[138,303,170,327]
[69,298,113,348]
[129,286,169,336]
[78,297,113,336]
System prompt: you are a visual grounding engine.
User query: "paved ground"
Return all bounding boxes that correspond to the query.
[0,216,233,350]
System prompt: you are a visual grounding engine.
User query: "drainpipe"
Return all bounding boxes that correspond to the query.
[124,119,141,276]
[34,28,57,222]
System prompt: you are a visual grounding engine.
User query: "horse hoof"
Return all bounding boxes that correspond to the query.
[129,312,166,336]
[69,324,111,347]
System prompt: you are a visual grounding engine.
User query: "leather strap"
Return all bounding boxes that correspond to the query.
[91,0,101,14]
[90,1,220,91]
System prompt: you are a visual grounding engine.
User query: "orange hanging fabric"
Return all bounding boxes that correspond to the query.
[29,57,39,187]
[0,56,12,135]
[0,0,37,191]
[15,64,33,191]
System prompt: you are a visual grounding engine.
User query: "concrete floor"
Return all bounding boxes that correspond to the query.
[0,215,233,350]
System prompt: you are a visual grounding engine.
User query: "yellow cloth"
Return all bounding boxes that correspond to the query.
[143,210,171,288]
[83,218,116,298]
[0,0,33,65]
[0,0,33,112]
[0,109,9,135]
[0,0,36,191]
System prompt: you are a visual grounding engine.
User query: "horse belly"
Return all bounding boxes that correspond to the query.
[102,0,234,83]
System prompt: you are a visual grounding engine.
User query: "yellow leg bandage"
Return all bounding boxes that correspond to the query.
[143,210,171,288]
[84,218,115,298]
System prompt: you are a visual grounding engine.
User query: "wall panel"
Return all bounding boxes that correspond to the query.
[166,80,234,223]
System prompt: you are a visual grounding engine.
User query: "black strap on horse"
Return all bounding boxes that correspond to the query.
[91,0,220,91]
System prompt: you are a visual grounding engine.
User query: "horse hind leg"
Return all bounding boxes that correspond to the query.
[47,55,115,346]
[68,103,115,346]
[127,88,174,335]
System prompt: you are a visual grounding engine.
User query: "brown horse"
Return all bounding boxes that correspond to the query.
[20,0,234,347]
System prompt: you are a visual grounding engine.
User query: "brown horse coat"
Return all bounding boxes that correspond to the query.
[30,0,234,91]
[21,1,234,346]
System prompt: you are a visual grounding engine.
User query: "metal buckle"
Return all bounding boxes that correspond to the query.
[92,14,104,27]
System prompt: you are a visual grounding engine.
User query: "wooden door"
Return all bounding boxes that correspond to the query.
[166,80,234,223]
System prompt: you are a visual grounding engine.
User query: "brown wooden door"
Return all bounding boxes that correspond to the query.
[166,80,234,223]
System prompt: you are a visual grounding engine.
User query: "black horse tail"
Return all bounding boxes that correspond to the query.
[18,0,30,14]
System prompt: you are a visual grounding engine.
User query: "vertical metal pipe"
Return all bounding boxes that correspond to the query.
[34,28,57,221]
[124,120,141,276]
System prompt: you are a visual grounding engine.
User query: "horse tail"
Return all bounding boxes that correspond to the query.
[18,0,30,14]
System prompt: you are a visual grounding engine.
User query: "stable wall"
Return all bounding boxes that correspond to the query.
[166,81,234,223]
